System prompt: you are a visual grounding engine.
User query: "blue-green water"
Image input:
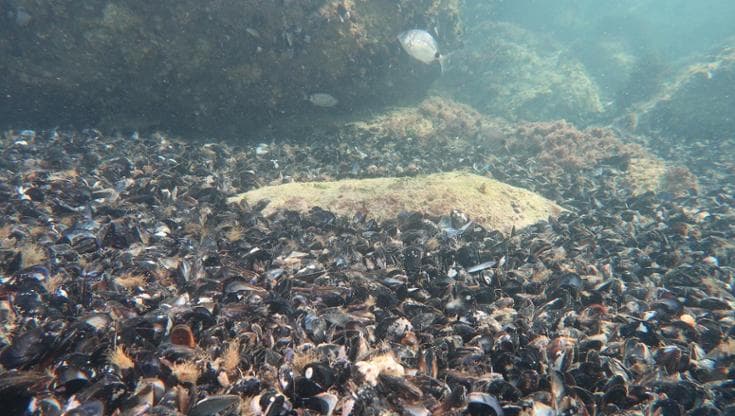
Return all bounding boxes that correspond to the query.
[1,3,734,416]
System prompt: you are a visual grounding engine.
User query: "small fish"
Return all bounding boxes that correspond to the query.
[398,29,447,72]
[255,143,270,156]
[466,260,497,274]
[245,27,261,38]
[307,93,339,107]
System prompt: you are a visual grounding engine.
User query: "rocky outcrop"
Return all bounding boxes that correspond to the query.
[228,171,564,234]
[434,22,604,125]
[0,0,462,138]
[637,41,735,141]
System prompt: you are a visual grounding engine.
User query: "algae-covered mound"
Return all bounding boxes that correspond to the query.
[626,158,700,196]
[434,22,604,125]
[228,172,564,234]
[503,121,699,197]
[346,96,498,141]
[637,41,735,141]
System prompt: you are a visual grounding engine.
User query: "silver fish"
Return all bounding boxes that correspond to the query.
[466,260,497,273]
[398,29,445,72]
[307,93,339,107]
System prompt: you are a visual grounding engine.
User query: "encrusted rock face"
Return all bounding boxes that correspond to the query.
[637,41,735,141]
[0,0,462,137]
[434,21,605,125]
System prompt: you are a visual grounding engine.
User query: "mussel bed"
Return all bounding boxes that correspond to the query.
[0,128,733,416]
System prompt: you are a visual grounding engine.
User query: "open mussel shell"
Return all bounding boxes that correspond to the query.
[650,398,685,416]
[64,400,105,416]
[53,363,91,394]
[0,326,56,370]
[170,324,197,348]
[0,371,54,415]
[378,374,423,401]
[654,344,689,374]
[28,397,64,416]
[188,394,240,416]
[653,380,707,412]
[483,378,521,402]
[251,389,291,416]
[295,362,336,397]
[75,373,128,411]
[400,403,431,416]
[465,392,504,416]
[229,377,262,396]
[298,392,338,415]
[303,312,328,344]
[78,313,113,332]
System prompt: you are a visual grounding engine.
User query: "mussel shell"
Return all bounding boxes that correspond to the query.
[654,380,706,411]
[516,369,540,394]
[12,289,44,314]
[75,373,128,409]
[376,316,413,341]
[650,398,684,416]
[297,392,338,415]
[64,400,105,416]
[712,379,735,410]
[134,351,163,378]
[696,319,723,352]
[254,389,291,415]
[30,397,63,416]
[688,404,724,416]
[54,364,91,394]
[0,327,56,369]
[600,379,628,408]
[619,320,660,346]
[295,363,335,397]
[188,394,240,416]
[170,324,197,348]
[484,378,521,402]
[0,371,53,415]
[699,297,731,310]
[654,345,688,374]
[465,392,504,416]
[377,374,423,401]
[303,313,328,344]
[79,313,113,332]
[230,378,262,396]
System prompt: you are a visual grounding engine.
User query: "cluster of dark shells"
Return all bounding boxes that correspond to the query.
[0,127,733,416]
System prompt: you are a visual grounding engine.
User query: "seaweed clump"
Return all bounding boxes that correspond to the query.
[347,96,491,141]
[493,120,699,197]
[659,165,700,196]
[509,121,646,173]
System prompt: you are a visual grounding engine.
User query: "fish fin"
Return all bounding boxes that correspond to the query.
[437,51,455,75]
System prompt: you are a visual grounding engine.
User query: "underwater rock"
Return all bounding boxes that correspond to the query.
[501,120,699,196]
[0,1,462,138]
[227,171,565,234]
[345,96,496,141]
[433,21,605,125]
[637,40,735,141]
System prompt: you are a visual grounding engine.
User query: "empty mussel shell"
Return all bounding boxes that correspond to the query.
[170,324,196,348]
[465,392,503,416]
[64,400,105,416]
[298,392,338,415]
[188,394,240,416]
[295,362,336,397]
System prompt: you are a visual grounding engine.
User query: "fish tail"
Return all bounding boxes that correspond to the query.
[438,54,449,75]
[438,51,457,75]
